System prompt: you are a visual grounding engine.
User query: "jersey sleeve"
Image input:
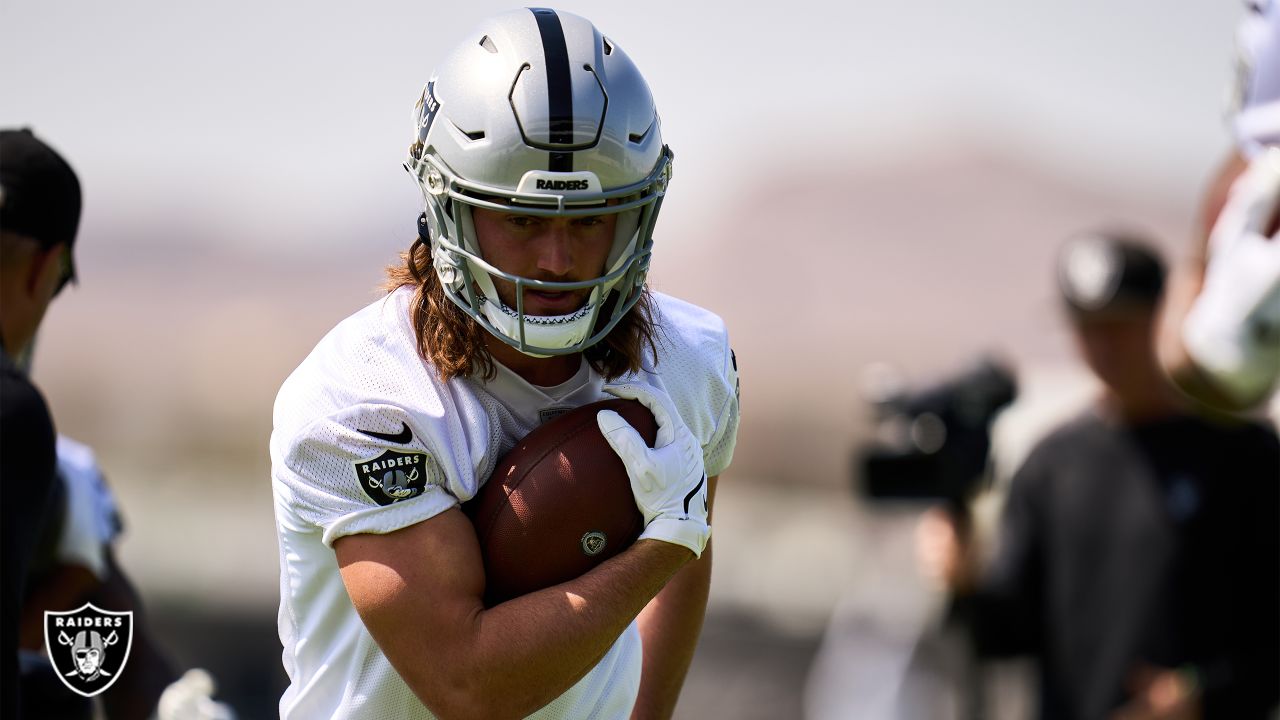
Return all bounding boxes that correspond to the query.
[273,403,464,548]
[703,345,739,478]
[648,294,741,478]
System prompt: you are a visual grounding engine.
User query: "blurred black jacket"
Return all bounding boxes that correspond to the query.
[961,410,1279,720]
[0,343,59,720]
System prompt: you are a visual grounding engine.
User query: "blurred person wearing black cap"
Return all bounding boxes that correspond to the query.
[1159,1,1280,412]
[1,130,234,720]
[917,232,1279,719]
[1,127,82,720]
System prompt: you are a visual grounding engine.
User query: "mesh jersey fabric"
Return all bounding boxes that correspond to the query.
[271,285,739,719]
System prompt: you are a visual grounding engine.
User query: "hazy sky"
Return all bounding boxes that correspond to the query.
[1,1,1246,258]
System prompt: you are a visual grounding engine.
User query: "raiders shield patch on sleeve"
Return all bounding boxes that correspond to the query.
[354,449,439,506]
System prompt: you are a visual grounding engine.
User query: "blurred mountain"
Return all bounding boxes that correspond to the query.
[653,135,1199,487]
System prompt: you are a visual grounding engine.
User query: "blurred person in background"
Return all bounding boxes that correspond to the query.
[918,232,1279,719]
[1160,0,1280,412]
[1,128,233,720]
[16,435,238,720]
[270,8,737,720]
[1,127,83,719]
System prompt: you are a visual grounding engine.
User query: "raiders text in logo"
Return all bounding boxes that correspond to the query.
[44,603,134,698]
[355,449,435,506]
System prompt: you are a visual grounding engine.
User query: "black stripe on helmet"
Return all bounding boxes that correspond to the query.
[529,7,574,172]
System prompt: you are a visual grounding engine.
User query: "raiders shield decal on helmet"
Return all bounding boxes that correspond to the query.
[354,449,437,506]
[44,603,134,697]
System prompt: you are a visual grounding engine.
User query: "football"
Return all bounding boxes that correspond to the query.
[464,398,657,606]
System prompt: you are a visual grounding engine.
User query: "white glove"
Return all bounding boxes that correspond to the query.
[597,383,711,558]
[154,669,236,720]
[1184,146,1280,404]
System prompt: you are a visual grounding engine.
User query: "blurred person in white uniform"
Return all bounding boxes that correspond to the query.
[1160,0,1280,413]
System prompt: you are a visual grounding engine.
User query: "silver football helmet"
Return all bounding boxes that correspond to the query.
[406,8,672,357]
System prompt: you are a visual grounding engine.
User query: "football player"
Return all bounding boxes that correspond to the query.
[1159,0,1280,412]
[270,9,739,720]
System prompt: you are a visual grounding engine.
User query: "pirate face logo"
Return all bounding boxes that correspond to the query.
[378,468,419,499]
[71,631,111,679]
[44,603,133,697]
[581,531,608,557]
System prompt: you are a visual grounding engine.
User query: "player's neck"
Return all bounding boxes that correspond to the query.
[485,335,583,387]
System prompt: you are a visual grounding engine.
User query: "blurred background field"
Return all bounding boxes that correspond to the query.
[2,1,1267,717]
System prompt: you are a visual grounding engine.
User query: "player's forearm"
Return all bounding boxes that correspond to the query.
[404,539,692,719]
[631,539,712,720]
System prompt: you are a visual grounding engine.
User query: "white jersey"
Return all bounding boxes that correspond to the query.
[270,286,740,720]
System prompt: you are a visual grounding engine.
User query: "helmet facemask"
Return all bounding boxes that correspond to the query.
[411,146,671,357]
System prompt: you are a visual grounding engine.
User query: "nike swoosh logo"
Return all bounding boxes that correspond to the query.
[683,474,706,515]
[357,422,413,444]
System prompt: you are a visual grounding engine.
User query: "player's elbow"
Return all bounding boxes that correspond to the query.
[412,675,548,720]
[404,642,559,720]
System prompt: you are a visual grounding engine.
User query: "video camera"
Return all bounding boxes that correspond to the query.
[856,358,1017,504]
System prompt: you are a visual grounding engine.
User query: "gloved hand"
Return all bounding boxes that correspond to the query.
[1183,146,1280,403]
[154,668,237,720]
[597,383,710,558]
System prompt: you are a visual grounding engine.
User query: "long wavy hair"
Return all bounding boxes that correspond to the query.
[383,235,661,382]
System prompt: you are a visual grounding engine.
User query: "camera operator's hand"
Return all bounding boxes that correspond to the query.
[1109,665,1201,720]
[914,507,977,593]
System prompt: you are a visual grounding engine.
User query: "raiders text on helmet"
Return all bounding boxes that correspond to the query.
[405,8,673,356]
